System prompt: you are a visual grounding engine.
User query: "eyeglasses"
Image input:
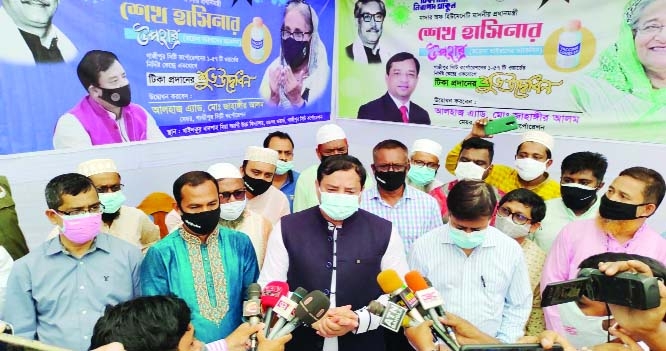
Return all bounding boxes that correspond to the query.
[360,12,385,22]
[96,184,124,193]
[54,203,105,216]
[637,23,666,35]
[281,29,312,41]
[497,207,531,225]
[219,190,246,201]
[374,163,408,172]
[411,160,439,170]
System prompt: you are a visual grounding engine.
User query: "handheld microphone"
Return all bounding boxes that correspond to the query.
[243,283,263,351]
[405,271,459,350]
[271,290,330,339]
[367,300,418,331]
[377,269,425,323]
[261,281,289,336]
[267,287,308,339]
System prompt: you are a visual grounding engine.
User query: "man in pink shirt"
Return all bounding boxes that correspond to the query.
[541,166,666,337]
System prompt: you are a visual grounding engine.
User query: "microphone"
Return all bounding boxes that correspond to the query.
[243,283,263,351]
[261,281,290,336]
[271,290,331,339]
[367,300,418,331]
[267,287,308,339]
[405,271,459,350]
[376,269,425,323]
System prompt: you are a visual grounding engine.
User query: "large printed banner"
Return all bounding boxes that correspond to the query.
[337,0,666,144]
[0,0,333,154]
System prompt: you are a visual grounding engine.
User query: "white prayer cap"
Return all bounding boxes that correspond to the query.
[77,159,118,177]
[207,163,242,180]
[244,146,278,166]
[521,131,555,152]
[315,124,346,145]
[411,139,442,159]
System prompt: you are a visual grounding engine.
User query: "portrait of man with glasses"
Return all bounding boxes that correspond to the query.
[345,0,393,64]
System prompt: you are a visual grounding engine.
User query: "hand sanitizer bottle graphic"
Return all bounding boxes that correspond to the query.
[556,20,582,69]
[250,17,265,61]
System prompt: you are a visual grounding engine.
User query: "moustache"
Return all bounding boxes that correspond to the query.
[365,28,380,33]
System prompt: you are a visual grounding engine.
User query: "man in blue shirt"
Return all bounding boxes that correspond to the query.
[264,131,300,212]
[3,173,142,351]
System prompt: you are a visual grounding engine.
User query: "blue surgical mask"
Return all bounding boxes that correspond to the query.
[448,224,486,249]
[319,191,359,221]
[276,160,294,175]
[98,191,126,214]
[407,165,436,187]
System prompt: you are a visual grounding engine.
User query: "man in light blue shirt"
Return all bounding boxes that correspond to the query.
[264,131,300,212]
[361,139,442,253]
[3,173,142,351]
[409,179,531,342]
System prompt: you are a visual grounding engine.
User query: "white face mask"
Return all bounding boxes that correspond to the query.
[558,301,611,348]
[454,161,486,181]
[494,214,531,239]
[514,158,548,181]
[219,199,246,220]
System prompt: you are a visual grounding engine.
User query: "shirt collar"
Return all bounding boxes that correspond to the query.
[387,93,411,111]
[367,184,414,201]
[45,234,109,256]
[179,226,219,245]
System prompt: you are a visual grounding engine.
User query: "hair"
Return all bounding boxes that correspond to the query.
[283,0,313,33]
[263,131,295,149]
[372,139,408,159]
[498,188,546,223]
[447,180,497,220]
[77,50,119,90]
[578,252,666,281]
[45,173,96,210]
[172,171,219,206]
[461,137,495,162]
[619,167,666,206]
[516,143,552,159]
[385,52,420,75]
[628,0,658,29]
[560,152,608,182]
[353,0,386,18]
[89,295,191,351]
[316,154,367,187]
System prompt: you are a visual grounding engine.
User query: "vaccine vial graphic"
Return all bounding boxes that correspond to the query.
[556,20,582,69]
[250,17,265,61]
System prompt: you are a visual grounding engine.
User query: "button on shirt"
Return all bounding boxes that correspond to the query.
[408,224,532,342]
[361,185,443,253]
[3,234,142,351]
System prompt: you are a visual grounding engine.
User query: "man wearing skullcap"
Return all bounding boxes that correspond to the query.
[406,138,444,193]
[241,146,290,224]
[48,158,160,252]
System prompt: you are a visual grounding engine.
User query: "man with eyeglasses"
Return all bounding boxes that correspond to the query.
[345,0,393,64]
[47,158,159,252]
[494,189,547,336]
[357,52,431,124]
[361,139,442,253]
[431,137,503,223]
[409,179,531,343]
[406,138,443,193]
[165,163,272,268]
[141,171,259,343]
[3,173,142,351]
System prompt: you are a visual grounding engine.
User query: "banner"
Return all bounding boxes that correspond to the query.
[0,0,333,154]
[336,0,666,144]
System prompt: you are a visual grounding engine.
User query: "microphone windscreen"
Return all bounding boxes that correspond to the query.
[292,287,308,302]
[295,290,330,325]
[367,300,385,316]
[261,281,289,307]
[405,270,429,292]
[377,269,404,294]
[247,283,262,299]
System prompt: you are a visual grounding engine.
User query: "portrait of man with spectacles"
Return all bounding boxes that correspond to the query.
[345,0,393,64]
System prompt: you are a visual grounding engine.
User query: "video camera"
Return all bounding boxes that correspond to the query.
[541,268,661,310]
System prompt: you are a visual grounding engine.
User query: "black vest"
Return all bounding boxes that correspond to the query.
[282,207,392,351]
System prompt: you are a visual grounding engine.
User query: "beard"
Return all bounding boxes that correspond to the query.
[595,216,641,236]
[102,210,121,225]
[218,211,246,230]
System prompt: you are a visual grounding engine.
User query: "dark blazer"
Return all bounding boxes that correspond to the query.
[357,92,431,125]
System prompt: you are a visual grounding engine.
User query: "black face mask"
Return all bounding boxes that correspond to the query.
[320,153,348,164]
[598,194,651,220]
[375,171,406,191]
[181,207,221,235]
[282,38,310,70]
[98,84,131,107]
[561,184,598,211]
[244,174,272,197]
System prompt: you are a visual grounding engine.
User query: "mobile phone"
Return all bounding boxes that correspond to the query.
[540,276,589,307]
[460,343,564,351]
[484,115,518,135]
